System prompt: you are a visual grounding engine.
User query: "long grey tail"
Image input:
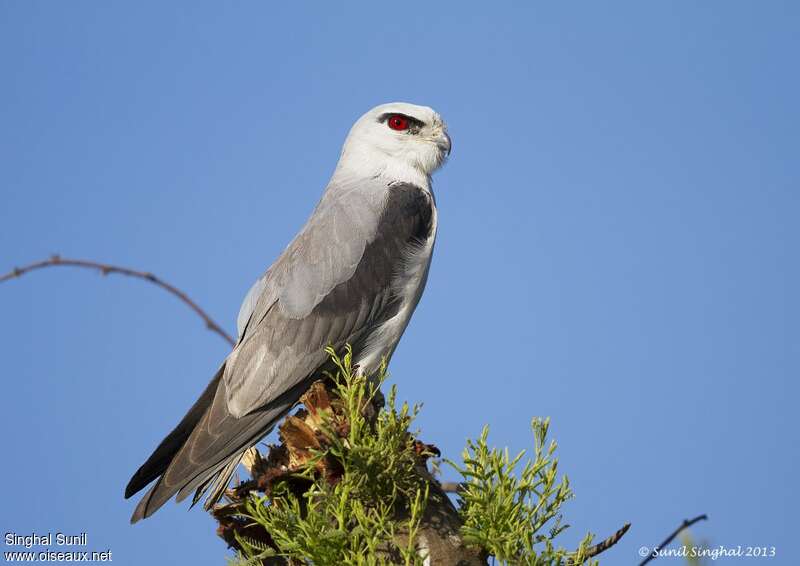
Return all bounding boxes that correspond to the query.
[126,366,308,523]
[125,367,224,503]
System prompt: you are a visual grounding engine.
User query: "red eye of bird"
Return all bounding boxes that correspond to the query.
[387,114,409,131]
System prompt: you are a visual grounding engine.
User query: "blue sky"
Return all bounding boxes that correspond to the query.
[1,2,797,564]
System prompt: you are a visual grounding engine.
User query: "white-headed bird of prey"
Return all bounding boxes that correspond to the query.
[125,103,451,522]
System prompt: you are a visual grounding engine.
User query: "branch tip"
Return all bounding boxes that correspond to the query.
[638,514,709,566]
[571,521,630,564]
[0,255,236,347]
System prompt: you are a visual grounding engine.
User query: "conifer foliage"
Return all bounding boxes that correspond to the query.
[214,347,608,566]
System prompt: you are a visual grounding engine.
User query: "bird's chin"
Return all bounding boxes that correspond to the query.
[416,141,447,172]
[432,146,450,171]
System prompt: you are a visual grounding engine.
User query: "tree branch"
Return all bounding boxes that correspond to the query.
[439,481,460,493]
[0,254,236,347]
[638,514,709,565]
[575,522,630,563]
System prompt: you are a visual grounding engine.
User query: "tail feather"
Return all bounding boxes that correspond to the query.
[203,456,243,509]
[128,373,313,523]
[190,453,245,508]
[125,366,224,499]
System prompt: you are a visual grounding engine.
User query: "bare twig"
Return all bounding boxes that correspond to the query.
[440,481,461,493]
[639,514,709,566]
[573,522,630,563]
[1,254,236,347]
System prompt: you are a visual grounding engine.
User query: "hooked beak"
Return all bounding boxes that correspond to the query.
[437,131,452,157]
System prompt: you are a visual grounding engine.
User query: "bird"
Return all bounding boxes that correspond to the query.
[125,102,451,522]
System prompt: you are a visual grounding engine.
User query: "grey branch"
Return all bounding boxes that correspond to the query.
[639,514,709,566]
[574,522,630,564]
[439,481,461,493]
[0,254,236,347]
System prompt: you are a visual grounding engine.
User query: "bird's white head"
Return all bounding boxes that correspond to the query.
[336,102,451,189]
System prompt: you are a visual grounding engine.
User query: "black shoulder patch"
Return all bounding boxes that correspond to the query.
[257,182,436,366]
[384,183,434,243]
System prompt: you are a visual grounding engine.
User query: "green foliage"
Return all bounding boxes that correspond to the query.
[447,420,596,566]
[228,347,600,565]
[231,346,429,566]
[320,346,428,505]
[234,482,428,566]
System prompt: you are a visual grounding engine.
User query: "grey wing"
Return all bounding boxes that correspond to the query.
[236,277,266,338]
[235,180,382,340]
[127,181,434,521]
[225,180,434,417]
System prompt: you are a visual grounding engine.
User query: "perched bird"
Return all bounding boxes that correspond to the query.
[125,102,451,522]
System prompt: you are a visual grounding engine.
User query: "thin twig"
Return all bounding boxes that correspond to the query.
[638,514,709,566]
[440,481,461,493]
[568,522,630,564]
[0,254,236,347]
